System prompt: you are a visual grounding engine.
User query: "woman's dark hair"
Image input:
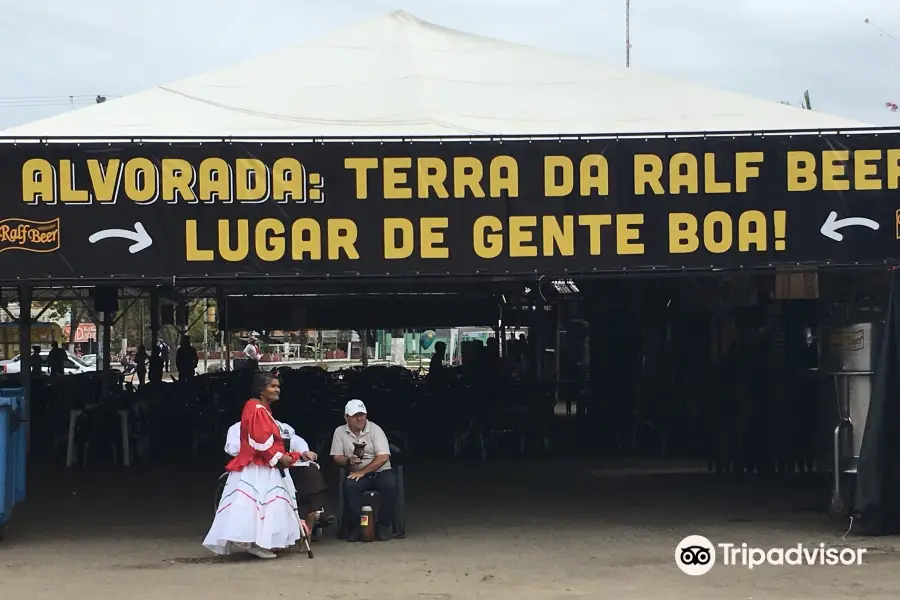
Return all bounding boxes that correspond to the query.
[249,372,278,399]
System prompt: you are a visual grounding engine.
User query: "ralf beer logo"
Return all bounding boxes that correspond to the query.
[0,218,60,253]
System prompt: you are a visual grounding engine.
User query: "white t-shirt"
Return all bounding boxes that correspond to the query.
[243,344,260,360]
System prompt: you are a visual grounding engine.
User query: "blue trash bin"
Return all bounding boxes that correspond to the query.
[0,387,25,527]
[0,395,12,527]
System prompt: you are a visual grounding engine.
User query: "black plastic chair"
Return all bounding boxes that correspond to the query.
[336,442,406,539]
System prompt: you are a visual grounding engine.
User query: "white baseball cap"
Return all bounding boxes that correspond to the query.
[345,399,367,416]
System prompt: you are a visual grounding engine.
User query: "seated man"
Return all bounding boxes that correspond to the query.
[330,399,397,542]
[225,419,329,534]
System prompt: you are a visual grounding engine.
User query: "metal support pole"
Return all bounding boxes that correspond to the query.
[102,310,113,398]
[625,0,631,68]
[554,302,563,405]
[150,289,160,351]
[203,298,209,374]
[18,285,32,453]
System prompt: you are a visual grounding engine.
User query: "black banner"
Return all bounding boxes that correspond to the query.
[1,133,899,282]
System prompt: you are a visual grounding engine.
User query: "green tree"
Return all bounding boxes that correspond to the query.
[39,301,87,346]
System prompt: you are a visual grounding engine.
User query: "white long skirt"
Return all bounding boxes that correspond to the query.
[202,463,302,554]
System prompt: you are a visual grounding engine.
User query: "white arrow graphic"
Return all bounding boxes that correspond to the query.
[88,222,153,253]
[820,211,879,242]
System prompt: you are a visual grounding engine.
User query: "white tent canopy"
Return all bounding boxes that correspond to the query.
[2,10,868,138]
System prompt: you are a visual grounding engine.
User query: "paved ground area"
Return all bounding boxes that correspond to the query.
[3,458,900,600]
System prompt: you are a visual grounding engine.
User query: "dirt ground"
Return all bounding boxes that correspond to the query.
[3,458,900,600]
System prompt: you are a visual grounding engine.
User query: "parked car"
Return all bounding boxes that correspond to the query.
[80,354,98,367]
[1,350,96,375]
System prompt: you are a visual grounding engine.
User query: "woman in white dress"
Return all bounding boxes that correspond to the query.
[202,372,314,559]
[223,416,327,535]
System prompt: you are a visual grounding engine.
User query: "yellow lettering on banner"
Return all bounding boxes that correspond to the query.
[350,157,517,199]
[787,151,817,191]
[889,150,900,190]
[198,158,232,202]
[544,157,574,197]
[383,217,450,258]
[669,214,700,254]
[417,158,450,199]
[579,155,609,196]
[218,219,249,261]
[577,214,612,255]
[735,152,764,193]
[328,219,359,260]
[384,158,413,199]
[454,157,485,198]
[635,152,764,195]
[21,158,57,204]
[185,220,214,261]
[822,150,850,191]
[384,218,415,259]
[542,215,575,256]
[670,210,773,254]
[634,154,665,195]
[59,159,90,203]
[473,216,503,259]
[123,157,158,204]
[291,218,321,260]
[669,153,698,194]
[785,149,900,191]
[545,155,609,197]
[616,214,644,254]
[87,159,121,203]
[509,216,538,258]
[255,218,285,261]
[703,211,732,254]
[236,159,269,202]
[273,158,305,202]
[704,154,731,194]
[161,158,196,203]
[490,156,519,198]
[738,210,767,251]
[185,218,359,262]
[345,158,379,199]
[475,214,641,258]
[855,150,882,191]
[421,217,450,259]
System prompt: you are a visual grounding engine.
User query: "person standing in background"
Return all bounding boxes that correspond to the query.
[176,336,198,381]
[30,346,43,377]
[244,337,261,371]
[48,341,67,377]
[149,346,163,383]
[160,341,171,373]
[135,345,148,386]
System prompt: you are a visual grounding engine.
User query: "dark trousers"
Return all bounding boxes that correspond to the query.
[343,470,398,529]
[292,464,329,515]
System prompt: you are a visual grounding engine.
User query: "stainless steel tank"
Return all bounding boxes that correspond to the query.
[816,322,881,514]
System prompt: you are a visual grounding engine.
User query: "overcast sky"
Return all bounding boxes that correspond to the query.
[0,0,897,130]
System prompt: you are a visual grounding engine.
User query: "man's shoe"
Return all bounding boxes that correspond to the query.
[375,526,392,542]
[346,528,360,543]
[317,514,336,528]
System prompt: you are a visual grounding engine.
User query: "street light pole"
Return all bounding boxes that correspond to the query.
[625,0,631,68]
